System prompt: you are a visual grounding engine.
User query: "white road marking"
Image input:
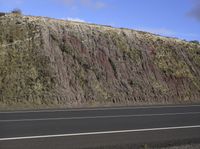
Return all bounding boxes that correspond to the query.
[1,111,200,122]
[0,104,200,114]
[0,125,200,141]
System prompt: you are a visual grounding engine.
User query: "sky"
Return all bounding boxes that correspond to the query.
[0,0,200,41]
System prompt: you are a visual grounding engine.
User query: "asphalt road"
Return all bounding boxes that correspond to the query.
[0,104,200,149]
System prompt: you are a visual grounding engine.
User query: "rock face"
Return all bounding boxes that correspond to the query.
[0,14,200,107]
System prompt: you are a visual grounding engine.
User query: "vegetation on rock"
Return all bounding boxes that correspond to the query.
[0,14,200,108]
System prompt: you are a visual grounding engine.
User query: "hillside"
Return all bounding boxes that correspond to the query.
[0,13,200,109]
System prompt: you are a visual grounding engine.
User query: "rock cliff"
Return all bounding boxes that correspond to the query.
[0,14,200,108]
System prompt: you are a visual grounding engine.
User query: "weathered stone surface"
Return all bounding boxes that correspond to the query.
[0,14,200,108]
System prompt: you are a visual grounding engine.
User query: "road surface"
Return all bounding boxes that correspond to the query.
[0,104,200,149]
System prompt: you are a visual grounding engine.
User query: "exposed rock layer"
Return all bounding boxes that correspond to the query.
[0,14,200,107]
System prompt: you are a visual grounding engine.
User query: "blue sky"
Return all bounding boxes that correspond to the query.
[0,0,200,41]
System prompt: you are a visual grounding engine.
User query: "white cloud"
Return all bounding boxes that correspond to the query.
[0,0,24,5]
[59,0,106,9]
[95,1,106,9]
[15,0,24,4]
[136,27,176,36]
[62,0,75,5]
[66,17,86,22]
[135,27,200,41]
